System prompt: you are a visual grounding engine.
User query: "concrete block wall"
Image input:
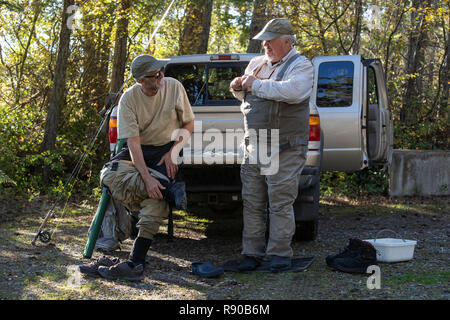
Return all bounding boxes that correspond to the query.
[389,150,450,197]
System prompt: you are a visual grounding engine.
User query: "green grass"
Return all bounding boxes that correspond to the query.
[384,271,450,287]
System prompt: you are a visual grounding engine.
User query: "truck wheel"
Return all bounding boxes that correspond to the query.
[294,220,318,241]
[293,179,320,242]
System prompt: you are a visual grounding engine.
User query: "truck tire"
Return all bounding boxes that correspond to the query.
[293,130,323,242]
[294,219,318,241]
[293,177,320,241]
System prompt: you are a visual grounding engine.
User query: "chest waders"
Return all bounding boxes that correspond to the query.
[241,53,310,165]
[240,53,310,258]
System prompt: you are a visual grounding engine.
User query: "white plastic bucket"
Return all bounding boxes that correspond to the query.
[365,229,417,263]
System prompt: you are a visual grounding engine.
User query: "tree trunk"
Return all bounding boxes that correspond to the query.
[306,0,329,55]
[440,14,449,126]
[179,0,214,55]
[80,5,114,112]
[41,0,74,152]
[97,22,114,109]
[401,0,430,124]
[351,0,362,55]
[110,0,131,94]
[384,5,407,78]
[15,0,42,105]
[246,0,266,53]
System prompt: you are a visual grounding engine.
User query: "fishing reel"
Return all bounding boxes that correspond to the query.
[38,231,52,243]
[31,230,51,246]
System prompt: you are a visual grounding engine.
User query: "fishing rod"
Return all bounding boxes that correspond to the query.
[32,0,177,246]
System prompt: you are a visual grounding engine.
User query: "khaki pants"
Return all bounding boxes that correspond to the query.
[100,160,169,240]
[241,145,307,258]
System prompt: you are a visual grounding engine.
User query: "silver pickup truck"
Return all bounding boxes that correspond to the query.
[108,53,393,241]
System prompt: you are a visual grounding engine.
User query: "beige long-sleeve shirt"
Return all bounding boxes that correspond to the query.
[232,48,314,104]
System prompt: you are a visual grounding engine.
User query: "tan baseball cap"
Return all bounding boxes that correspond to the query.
[253,18,295,41]
[131,54,169,79]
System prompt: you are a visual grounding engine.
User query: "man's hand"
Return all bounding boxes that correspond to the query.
[242,75,257,92]
[157,150,178,179]
[144,175,165,200]
[230,77,243,91]
[128,135,167,200]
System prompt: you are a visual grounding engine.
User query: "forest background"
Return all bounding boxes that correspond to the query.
[0,0,448,199]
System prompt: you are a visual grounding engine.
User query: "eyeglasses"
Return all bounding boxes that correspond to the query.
[142,69,164,79]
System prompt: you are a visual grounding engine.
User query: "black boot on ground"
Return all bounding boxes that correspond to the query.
[326,238,366,267]
[328,239,377,274]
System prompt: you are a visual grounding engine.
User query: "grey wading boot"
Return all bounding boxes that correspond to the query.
[98,261,144,281]
[237,256,262,272]
[79,256,120,277]
[270,256,292,273]
[97,237,151,282]
[327,239,377,274]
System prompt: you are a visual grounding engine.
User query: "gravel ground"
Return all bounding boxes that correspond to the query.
[0,195,448,300]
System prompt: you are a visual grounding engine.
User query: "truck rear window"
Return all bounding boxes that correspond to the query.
[316,61,354,107]
[164,63,245,106]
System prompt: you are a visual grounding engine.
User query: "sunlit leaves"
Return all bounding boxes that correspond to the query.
[0,0,447,195]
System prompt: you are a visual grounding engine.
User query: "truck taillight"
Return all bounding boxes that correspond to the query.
[210,54,240,61]
[309,115,321,142]
[109,116,117,144]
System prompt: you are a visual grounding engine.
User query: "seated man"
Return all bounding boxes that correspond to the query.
[85,54,194,281]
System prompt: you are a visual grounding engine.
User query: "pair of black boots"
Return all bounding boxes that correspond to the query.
[326,238,377,274]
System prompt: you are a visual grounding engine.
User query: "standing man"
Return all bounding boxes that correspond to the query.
[230,18,314,272]
[93,54,194,281]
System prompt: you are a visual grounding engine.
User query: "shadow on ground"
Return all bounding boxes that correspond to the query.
[0,195,448,299]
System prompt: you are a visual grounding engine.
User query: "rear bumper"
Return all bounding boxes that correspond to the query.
[182,163,320,207]
[181,163,320,193]
[181,146,320,192]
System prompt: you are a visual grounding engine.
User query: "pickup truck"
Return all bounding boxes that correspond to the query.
[107,53,393,241]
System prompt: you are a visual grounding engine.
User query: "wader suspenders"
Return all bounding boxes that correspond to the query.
[275,53,301,81]
[273,53,304,153]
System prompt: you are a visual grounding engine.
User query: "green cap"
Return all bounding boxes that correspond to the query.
[131,54,169,79]
[253,18,294,41]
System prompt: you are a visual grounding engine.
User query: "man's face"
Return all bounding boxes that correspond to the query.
[138,68,165,92]
[263,36,292,63]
